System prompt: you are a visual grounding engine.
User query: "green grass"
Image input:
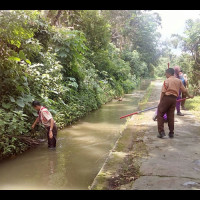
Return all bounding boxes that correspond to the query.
[185,96,200,120]
[138,81,155,110]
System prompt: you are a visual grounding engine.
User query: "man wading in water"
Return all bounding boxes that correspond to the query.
[157,68,193,139]
[31,101,57,148]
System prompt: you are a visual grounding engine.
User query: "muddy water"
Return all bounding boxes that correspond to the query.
[0,81,150,190]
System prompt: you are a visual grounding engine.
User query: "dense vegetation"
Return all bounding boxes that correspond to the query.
[0,10,162,159]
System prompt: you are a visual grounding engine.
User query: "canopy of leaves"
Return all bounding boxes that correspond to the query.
[0,10,162,159]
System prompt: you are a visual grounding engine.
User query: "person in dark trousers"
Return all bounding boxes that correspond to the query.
[31,101,57,148]
[157,68,193,139]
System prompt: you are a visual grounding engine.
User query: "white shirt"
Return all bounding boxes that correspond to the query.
[39,106,53,127]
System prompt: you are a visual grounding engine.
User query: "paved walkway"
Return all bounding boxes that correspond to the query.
[132,80,200,190]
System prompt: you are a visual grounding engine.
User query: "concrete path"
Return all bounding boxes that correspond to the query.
[132,80,200,190]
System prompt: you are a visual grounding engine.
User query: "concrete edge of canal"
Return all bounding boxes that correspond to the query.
[89,80,156,190]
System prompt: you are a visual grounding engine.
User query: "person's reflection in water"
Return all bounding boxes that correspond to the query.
[49,149,56,175]
[46,148,57,188]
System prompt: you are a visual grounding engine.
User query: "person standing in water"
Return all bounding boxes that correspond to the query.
[31,101,57,148]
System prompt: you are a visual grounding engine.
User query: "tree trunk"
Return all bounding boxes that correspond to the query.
[53,10,63,26]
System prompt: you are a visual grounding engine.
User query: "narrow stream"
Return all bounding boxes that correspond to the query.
[0,81,150,190]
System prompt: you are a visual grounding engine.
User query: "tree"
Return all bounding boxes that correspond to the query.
[76,10,111,52]
[124,11,162,67]
[180,19,200,87]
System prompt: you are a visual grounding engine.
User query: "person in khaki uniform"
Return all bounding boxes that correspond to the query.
[157,68,193,138]
[31,101,57,148]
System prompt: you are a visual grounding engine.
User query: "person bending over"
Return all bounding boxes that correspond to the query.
[31,101,57,148]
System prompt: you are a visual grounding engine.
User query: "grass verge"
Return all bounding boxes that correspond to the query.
[185,96,200,120]
[138,81,155,110]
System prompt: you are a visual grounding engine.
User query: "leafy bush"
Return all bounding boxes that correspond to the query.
[0,108,30,136]
[0,10,152,160]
